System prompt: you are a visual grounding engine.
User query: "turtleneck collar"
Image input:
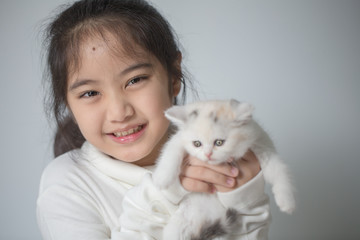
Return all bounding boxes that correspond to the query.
[81,141,156,187]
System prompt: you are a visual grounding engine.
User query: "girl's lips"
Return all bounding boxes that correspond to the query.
[108,124,146,144]
[113,125,144,137]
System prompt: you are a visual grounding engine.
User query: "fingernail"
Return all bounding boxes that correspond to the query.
[231,167,239,176]
[227,177,235,186]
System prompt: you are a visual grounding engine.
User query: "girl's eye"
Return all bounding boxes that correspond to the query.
[214,139,225,146]
[126,76,148,87]
[80,91,100,98]
[193,141,202,148]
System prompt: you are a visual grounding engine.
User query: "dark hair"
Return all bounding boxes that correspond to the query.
[43,0,190,157]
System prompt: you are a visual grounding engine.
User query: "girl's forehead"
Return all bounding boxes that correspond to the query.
[80,34,150,62]
[70,34,155,75]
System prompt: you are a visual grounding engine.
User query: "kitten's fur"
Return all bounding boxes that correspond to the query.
[153,99,295,240]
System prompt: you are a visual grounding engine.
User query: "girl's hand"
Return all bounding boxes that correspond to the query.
[180,151,261,193]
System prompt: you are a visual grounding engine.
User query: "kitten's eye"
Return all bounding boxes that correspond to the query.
[214,139,225,146]
[193,141,202,147]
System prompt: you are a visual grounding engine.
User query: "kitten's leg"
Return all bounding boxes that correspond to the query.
[153,134,186,189]
[262,153,295,214]
[252,129,296,214]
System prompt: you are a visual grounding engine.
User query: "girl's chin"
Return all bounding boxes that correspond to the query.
[109,148,155,166]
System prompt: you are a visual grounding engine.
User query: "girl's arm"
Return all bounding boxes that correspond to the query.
[37,151,269,240]
[37,155,187,240]
[37,185,113,239]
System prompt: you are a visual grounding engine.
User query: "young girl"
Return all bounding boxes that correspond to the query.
[37,0,271,239]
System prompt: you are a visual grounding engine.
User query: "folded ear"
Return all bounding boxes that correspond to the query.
[230,99,254,124]
[164,105,187,127]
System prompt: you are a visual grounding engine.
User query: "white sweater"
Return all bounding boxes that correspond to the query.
[37,141,271,240]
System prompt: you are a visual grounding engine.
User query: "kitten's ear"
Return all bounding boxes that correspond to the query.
[164,105,187,127]
[230,99,254,124]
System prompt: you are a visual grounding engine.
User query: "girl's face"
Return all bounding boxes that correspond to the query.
[66,36,180,166]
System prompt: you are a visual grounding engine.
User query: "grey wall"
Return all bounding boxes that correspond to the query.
[1,0,359,239]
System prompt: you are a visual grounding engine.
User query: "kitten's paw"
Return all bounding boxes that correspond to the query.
[275,193,296,214]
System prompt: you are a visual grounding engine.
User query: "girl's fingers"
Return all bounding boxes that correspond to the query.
[213,184,234,193]
[185,155,239,177]
[215,151,261,192]
[180,150,261,193]
[181,165,237,190]
[180,175,214,193]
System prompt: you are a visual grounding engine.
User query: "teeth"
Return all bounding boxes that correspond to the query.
[113,125,142,137]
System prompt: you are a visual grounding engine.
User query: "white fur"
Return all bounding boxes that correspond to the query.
[153,99,295,239]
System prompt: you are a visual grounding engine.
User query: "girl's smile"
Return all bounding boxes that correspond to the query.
[66,35,180,166]
[108,123,146,143]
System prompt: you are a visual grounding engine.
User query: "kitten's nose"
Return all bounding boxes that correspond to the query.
[205,152,213,159]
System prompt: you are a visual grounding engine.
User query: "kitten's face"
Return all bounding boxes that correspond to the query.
[182,119,237,164]
[166,100,254,165]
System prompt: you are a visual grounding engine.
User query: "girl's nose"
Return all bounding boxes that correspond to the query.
[106,94,134,122]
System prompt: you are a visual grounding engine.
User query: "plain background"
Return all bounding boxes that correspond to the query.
[1,0,359,239]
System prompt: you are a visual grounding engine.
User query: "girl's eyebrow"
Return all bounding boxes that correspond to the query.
[69,63,153,92]
[69,79,98,92]
[120,62,153,76]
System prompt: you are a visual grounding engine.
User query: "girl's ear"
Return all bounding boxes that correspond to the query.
[230,99,254,124]
[164,105,187,127]
[172,78,181,98]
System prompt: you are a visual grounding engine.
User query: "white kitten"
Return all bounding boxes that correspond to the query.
[153,99,295,240]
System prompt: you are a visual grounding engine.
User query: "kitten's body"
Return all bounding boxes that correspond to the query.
[153,99,295,240]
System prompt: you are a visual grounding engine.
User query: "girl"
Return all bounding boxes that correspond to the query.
[37,0,271,239]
